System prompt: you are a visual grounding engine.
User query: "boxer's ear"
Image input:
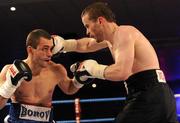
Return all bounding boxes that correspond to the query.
[97,16,105,24]
[27,46,33,54]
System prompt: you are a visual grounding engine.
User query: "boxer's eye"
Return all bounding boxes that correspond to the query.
[42,47,49,51]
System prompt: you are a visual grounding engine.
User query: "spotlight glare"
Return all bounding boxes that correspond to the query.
[92,83,97,88]
[10,7,16,11]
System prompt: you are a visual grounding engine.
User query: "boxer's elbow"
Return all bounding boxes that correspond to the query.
[0,105,5,110]
[105,66,130,81]
[117,72,129,81]
[65,85,79,95]
[119,69,131,80]
[60,89,75,95]
[0,97,7,110]
[66,91,77,95]
[108,72,129,81]
[65,89,78,95]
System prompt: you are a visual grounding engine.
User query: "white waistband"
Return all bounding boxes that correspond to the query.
[19,104,52,122]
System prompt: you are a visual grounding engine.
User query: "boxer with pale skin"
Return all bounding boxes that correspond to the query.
[52,2,178,123]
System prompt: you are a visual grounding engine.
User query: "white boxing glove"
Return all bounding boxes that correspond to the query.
[82,59,108,79]
[70,62,94,88]
[71,59,108,80]
[0,60,32,98]
[52,35,77,54]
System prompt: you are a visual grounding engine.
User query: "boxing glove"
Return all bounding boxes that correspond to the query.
[70,60,108,88]
[70,62,94,88]
[52,35,77,54]
[0,59,32,98]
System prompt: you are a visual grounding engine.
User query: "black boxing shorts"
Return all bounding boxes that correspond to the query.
[114,69,178,123]
[4,103,54,123]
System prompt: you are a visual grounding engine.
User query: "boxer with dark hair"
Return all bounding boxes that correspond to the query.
[53,2,178,123]
[0,29,86,123]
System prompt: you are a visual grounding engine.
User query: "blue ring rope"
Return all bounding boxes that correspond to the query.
[4,95,180,122]
[6,97,125,106]
[5,94,180,106]
[53,97,126,104]
[57,118,115,123]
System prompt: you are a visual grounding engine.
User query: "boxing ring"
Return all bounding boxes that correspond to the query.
[53,97,125,123]
[4,94,180,123]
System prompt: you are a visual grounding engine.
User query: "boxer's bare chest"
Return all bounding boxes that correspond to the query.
[12,69,58,106]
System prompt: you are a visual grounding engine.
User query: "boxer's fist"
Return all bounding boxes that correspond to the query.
[52,35,65,54]
[9,59,32,85]
[0,59,32,98]
[72,59,107,79]
[70,59,108,88]
[70,62,94,85]
[52,35,77,55]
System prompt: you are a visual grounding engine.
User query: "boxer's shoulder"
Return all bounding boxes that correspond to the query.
[48,61,66,75]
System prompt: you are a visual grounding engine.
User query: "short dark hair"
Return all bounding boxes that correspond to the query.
[81,2,116,22]
[26,29,51,49]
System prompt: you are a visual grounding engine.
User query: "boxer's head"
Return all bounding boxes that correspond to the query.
[81,2,116,42]
[26,29,53,67]
[26,29,52,49]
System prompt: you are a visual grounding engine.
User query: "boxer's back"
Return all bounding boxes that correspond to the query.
[132,26,160,73]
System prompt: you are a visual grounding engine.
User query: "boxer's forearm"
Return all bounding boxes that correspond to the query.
[104,64,130,81]
[52,35,108,54]
[66,80,80,95]
[75,38,108,53]
[0,96,8,110]
[58,79,79,95]
[70,59,129,81]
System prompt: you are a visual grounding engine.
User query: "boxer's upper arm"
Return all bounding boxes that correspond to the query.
[76,38,108,52]
[115,32,134,77]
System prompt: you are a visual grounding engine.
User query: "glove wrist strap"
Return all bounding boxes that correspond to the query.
[95,64,107,79]
[0,80,17,98]
[72,77,84,89]
[63,39,77,52]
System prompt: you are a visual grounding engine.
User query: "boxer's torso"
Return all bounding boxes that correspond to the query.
[11,62,61,107]
[107,26,160,76]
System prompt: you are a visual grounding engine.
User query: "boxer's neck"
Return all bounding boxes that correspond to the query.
[103,22,118,44]
[24,58,43,76]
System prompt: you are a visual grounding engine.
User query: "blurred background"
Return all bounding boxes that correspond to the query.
[0,0,180,122]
